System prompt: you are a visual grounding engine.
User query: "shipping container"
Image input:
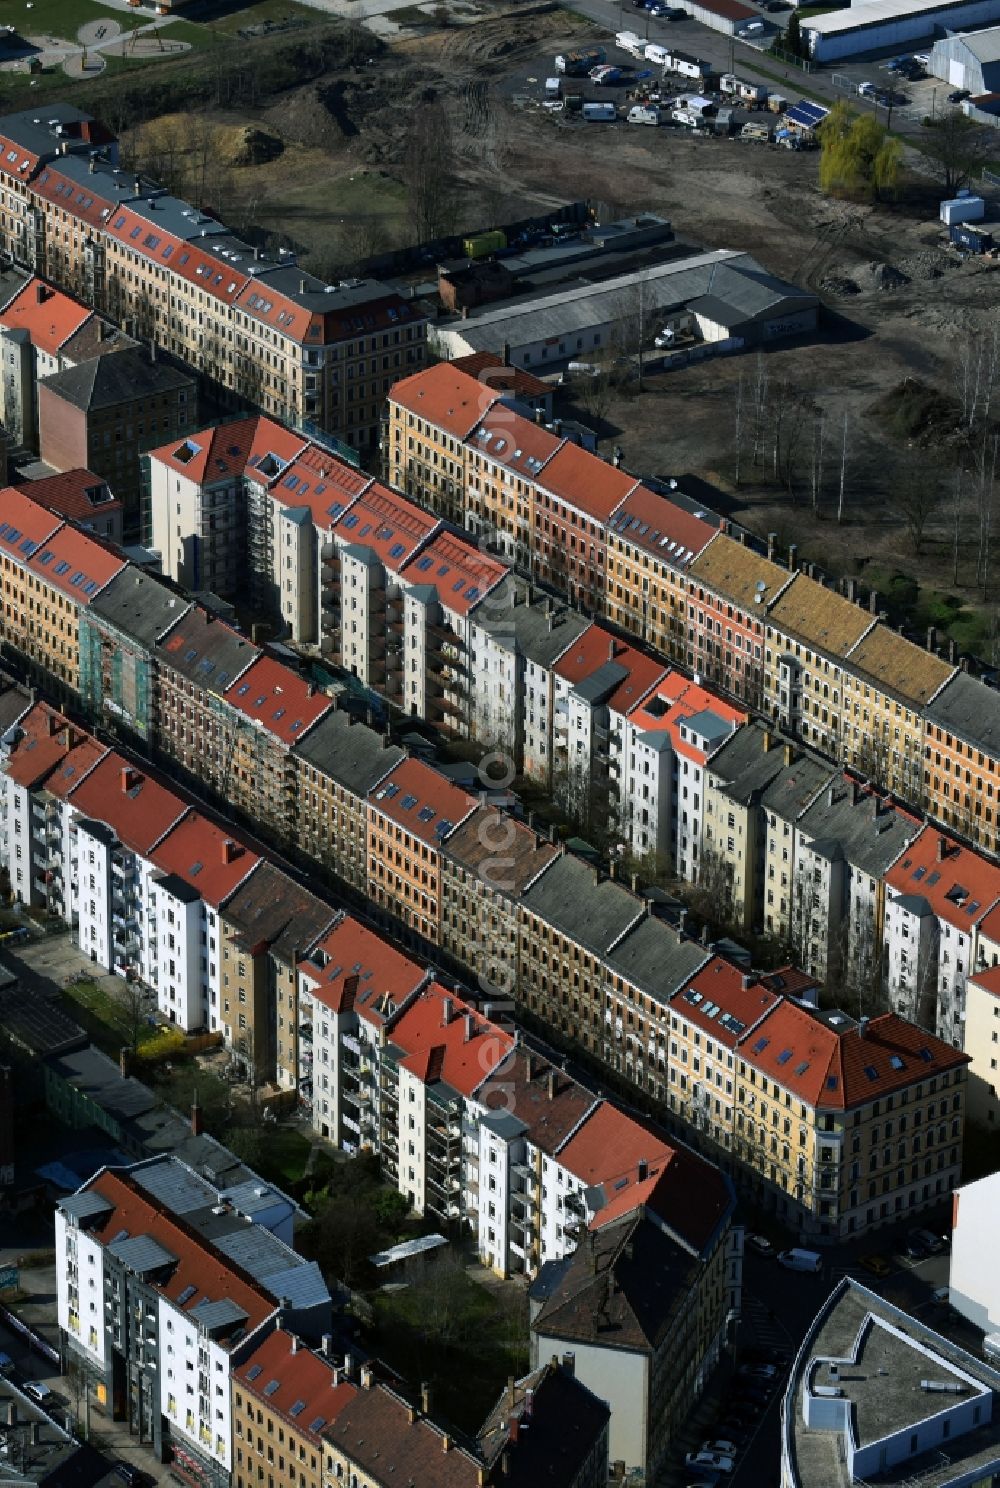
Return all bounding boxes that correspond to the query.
[940,195,985,226]
[463,230,507,259]
[950,222,994,252]
[582,101,618,121]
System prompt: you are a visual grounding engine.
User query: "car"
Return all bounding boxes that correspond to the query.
[113,1467,149,1487]
[703,1438,741,1455]
[686,1451,735,1474]
[748,1233,774,1255]
[857,80,875,96]
[902,1235,928,1261]
[948,88,970,103]
[23,1381,52,1405]
[859,1253,892,1277]
[739,1363,778,1380]
[913,1228,947,1254]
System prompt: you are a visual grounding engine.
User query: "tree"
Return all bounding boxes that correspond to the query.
[818,104,900,201]
[917,113,994,196]
[784,9,804,57]
[891,450,942,554]
[404,101,456,244]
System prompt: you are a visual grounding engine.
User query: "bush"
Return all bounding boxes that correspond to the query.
[135,1026,186,1065]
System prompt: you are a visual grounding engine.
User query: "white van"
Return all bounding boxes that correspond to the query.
[778,1248,822,1273]
[628,104,663,125]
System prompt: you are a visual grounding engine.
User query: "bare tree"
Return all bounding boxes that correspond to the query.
[837,412,849,524]
[891,451,942,555]
[405,101,457,243]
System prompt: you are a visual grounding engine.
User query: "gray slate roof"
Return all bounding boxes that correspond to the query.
[605,917,711,1001]
[41,345,195,412]
[221,861,336,965]
[154,606,257,690]
[520,854,643,956]
[89,567,191,645]
[472,576,590,667]
[926,672,1000,756]
[797,780,918,879]
[292,707,403,794]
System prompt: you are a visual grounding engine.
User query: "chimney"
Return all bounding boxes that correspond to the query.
[134,178,141,193]
[502,341,511,367]
[525,1050,536,1082]
[300,278,307,294]
[678,907,688,936]
[191,1093,203,1137]
[524,1388,534,1418]
[120,765,139,793]
[788,543,798,572]
[608,639,616,662]
[291,1336,299,1354]
[859,1015,870,1038]
[463,1011,474,1043]
[535,407,544,425]
[938,835,947,862]
[421,1382,432,1416]
[827,782,835,807]
[360,1364,373,1390]
[547,1067,557,1101]
[869,589,879,614]
[721,517,731,536]
[321,1334,332,1356]
[763,729,774,752]
[30,1421,40,1445]
[636,1157,648,1181]
[741,973,752,991]
[927,626,936,652]
[949,638,958,664]
[767,532,777,562]
[442,1434,452,1453]
[35,282,45,303]
[89,156,96,173]
[221,838,240,864]
[407,1400,418,1424]
[343,1352,353,1380]
[611,445,622,468]
[783,743,793,766]
[441,996,453,1026]
[120,1046,131,1078]
[562,1351,575,1376]
[332,1368,341,1387]
[631,872,640,893]
[608,859,617,881]
[509,1415,520,1444]
[851,779,860,805]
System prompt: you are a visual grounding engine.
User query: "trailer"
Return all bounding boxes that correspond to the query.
[950,222,993,253]
[555,46,606,75]
[582,101,618,121]
[617,30,646,56]
[740,120,772,142]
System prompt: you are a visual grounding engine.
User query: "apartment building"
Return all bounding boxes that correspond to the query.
[152,606,259,793]
[840,623,955,802]
[0,485,60,663]
[26,467,123,545]
[612,671,745,875]
[232,1329,356,1488]
[924,670,1000,855]
[475,1358,610,1488]
[291,709,402,893]
[963,964,1000,1125]
[517,853,644,1055]
[468,574,588,772]
[79,566,190,744]
[218,863,335,1088]
[764,574,875,756]
[0,107,427,455]
[299,914,427,1148]
[440,805,558,998]
[366,758,478,949]
[759,751,837,946]
[605,482,715,664]
[463,401,560,567]
[733,1001,968,1240]
[387,360,497,520]
[883,825,1000,1047]
[684,532,792,704]
[533,443,637,613]
[602,914,711,1097]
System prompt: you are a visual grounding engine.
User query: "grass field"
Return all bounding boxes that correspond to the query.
[61,977,155,1058]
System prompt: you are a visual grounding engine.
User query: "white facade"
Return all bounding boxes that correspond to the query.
[160,1302,234,1476]
[0,774,36,905]
[614,723,672,863]
[802,0,1000,61]
[146,877,204,1030]
[148,464,244,597]
[56,1207,108,1371]
[950,1172,1000,1333]
[75,820,116,972]
[883,892,940,1029]
[275,505,317,645]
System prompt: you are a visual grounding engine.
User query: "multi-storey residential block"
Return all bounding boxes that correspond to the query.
[37,346,197,534]
[0,107,427,457]
[924,670,1000,855]
[733,1002,968,1239]
[232,1329,356,1488]
[366,758,477,949]
[518,852,645,1054]
[300,915,427,1149]
[463,401,559,567]
[760,751,836,945]
[602,914,711,1095]
[604,482,715,664]
[79,566,190,745]
[440,805,558,998]
[530,1191,736,1482]
[963,965,1000,1126]
[532,443,637,612]
[612,670,745,874]
[218,863,335,1089]
[883,825,1000,1046]
[291,708,402,893]
[0,700,97,909]
[840,623,955,802]
[764,573,875,755]
[26,467,123,545]
[387,360,496,520]
[685,532,792,704]
[475,1357,611,1488]
[152,605,259,793]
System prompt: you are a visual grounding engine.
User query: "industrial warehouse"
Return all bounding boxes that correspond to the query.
[802,0,1000,62]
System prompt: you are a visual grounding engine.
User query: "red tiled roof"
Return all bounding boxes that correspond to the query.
[27,523,125,604]
[301,916,425,1023]
[607,483,715,567]
[970,965,1000,1000]
[463,403,563,483]
[389,362,499,439]
[105,206,247,308]
[67,753,187,857]
[269,442,372,527]
[89,1170,273,1340]
[627,672,745,763]
[553,624,666,714]
[0,486,63,563]
[30,165,118,231]
[0,277,91,357]
[151,812,259,907]
[149,419,260,487]
[388,982,514,1098]
[22,470,121,524]
[368,758,477,846]
[2,706,102,790]
[224,655,332,747]
[243,419,309,483]
[672,956,780,1048]
[740,1002,969,1109]
[236,1330,357,1441]
[451,351,550,400]
[537,443,639,523]
[42,733,109,800]
[400,531,507,615]
[556,1102,673,1191]
[590,1144,732,1254]
[885,825,1000,933]
[333,482,439,572]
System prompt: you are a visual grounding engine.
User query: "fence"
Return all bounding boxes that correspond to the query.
[985,168,1000,187]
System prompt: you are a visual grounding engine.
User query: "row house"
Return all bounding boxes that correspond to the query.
[883,825,1000,1047]
[79,566,191,746]
[759,748,837,946]
[366,757,478,951]
[962,964,1000,1126]
[56,1158,330,1488]
[0,107,428,452]
[0,695,85,908]
[232,1329,356,1488]
[387,360,499,521]
[531,442,638,614]
[612,670,745,876]
[291,708,403,894]
[731,1001,968,1241]
[463,400,561,568]
[764,573,875,756]
[605,481,715,666]
[923,671,1000,857]
[602,914,711,1098]
[683,532,792,705]
[300,915,427,1150]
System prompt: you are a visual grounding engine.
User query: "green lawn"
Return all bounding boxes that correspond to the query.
[61,977,155,1059]
[13,0,147,42]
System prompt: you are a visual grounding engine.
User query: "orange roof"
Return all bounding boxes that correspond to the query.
[90,1170,273,1341]
[2,705,101,790]
[553,624,666,714]
[149,418,260,486]
[607,483,715,567]
[236,1330,357,1440]
[224,656,332,747]
[27,523,125,604]
[671,956,780,1048]
[31,164,118,231]
[388,982,514,1098]
[627,672,745,764]
[589,1144,732,1253]
[389,362,499,439]
[42,732,109,800]
[537,443,639,523]
[105,205,248,307]
[401,531,508,615]
[740,1002,969,1110]
[151,812,259,907]
[0,278,91,358]
[368,758,477,846]
[23,470,121,525]
[244,419,309,483]
[270,442,372,527]
[885,825,1000,933]
[301,916,425,1024]
[333,482,439,572]
[556,1102,673,1191]
[0,486,63,565]
[970,965,1000,1000]
[464,402,563,482]
[451,350,550,400]
[67,754,187,857]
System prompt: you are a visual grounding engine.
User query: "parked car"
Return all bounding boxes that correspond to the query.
[902,1234,928,1261]
[747,1233,774,1255]
[113,1467,150,1488]
[739,1363,778,1381]
[857,80,875,96]
[23,1381,52,1405]
[948,88,970,103]
[703,1438,741,1455]
[778,1248,822,1273]
[913,1228,947,1254]
[686,1451,735,1474]
[859,1253,891,1277]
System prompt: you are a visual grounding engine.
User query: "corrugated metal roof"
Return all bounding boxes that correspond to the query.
[190,1298,249,1333]
[133,1158,216,1215]
[107,1234,178,1275]
[60,1190,115,1221]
